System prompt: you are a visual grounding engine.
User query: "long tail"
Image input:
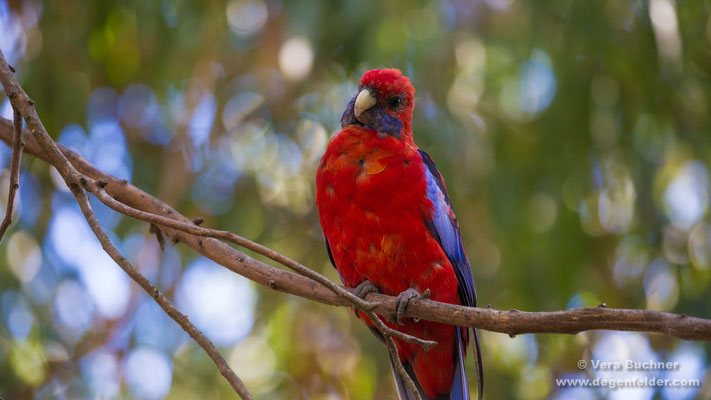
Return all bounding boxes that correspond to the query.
[471,328,483,400]
[388,355,426,400]
[388,326,481,400]
[450,326,470,400]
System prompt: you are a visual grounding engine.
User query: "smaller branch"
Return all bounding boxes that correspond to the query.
[0,108,24,241]
[365,310,437,351]
[362,310,435,400]
[385,334,421,400]
[67,183,254,400]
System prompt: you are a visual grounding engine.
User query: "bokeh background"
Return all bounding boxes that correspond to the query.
[0,0,710,399]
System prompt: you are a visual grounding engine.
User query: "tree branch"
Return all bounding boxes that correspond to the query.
[1,47,711,400]
[0,108,23,241]
[0,52,254,400]
[1,115,711,343]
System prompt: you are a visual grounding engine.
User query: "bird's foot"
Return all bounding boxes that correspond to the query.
[395,288,430,325]
[354,280,380,299]
[352,280,380,315]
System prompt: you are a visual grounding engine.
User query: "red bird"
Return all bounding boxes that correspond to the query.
[315,69,483,400]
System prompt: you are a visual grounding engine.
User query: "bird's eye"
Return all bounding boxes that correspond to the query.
[387,96,404,109]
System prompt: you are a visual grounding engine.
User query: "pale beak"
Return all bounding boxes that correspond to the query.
[354,89,377,117]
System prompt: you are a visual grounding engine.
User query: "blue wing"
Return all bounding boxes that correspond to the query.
[419,149,476,308]
[419,149,483,400]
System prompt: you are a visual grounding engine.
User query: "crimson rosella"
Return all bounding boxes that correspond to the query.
[315,68,483,400]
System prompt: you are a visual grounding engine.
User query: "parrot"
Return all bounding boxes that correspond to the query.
[315,68,483,400]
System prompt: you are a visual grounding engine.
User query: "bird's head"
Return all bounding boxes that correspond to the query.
[340,68,415,141]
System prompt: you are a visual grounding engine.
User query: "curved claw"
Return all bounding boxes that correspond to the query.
[354,280,380,299]
[395,287,429,325]
[352,280,380,314]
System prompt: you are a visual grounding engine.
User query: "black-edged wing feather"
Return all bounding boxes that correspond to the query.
[419,149,483,400]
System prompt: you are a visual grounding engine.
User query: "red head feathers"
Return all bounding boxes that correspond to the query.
[340,68,416,141]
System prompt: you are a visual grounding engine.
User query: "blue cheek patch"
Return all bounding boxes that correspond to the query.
[340,95,404,140]
[369,106,403,140]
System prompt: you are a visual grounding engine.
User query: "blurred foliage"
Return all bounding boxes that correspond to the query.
[0,0,710,399]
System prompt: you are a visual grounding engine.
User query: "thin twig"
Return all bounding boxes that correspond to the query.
[68,182,254,400]
[0,50,255,400]
[365,309,431,399]
[365,310,437,351]
[385,334,421,400]
[0,108,23,241]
